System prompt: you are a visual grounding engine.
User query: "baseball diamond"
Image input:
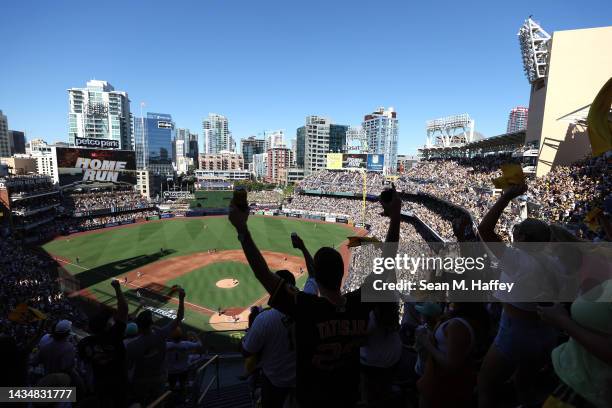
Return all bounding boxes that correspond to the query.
[42,215,363,345]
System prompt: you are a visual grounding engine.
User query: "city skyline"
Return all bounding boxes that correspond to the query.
[1,0,611,154]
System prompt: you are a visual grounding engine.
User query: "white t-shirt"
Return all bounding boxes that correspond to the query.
[360,311,402,368]
[242,309,296,388]
[497,246,562,311]
[166,340,201,374]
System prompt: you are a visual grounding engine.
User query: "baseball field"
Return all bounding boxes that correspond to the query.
[42,216,360,350]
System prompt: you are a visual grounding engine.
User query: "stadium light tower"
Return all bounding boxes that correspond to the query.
[518,17,551,84]
[425,114,475,147]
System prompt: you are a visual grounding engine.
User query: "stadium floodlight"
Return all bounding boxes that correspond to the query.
[518,17,551,84]
[425,114,475,148]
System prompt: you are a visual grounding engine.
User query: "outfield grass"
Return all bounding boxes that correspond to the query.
[42,216,351,333]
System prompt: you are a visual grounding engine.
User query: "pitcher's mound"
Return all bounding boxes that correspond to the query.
[216,278,240,288]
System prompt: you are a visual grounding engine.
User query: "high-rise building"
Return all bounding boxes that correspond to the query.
[252,153,267,179]
[174,128,196,165]
[346,125,367,154]
[329,124,348,153]
[9,131,26,155]
[264,129,285,150]
[133,113,175,176]
[33,150,58,184]
[198,152,244,171]
[296,126,305,168]
[290,138,297,166]
[241,136,266,170]
[176,156,192,175]
[266,147,292,184]
[362,107,398,174]
[202,113,232,153]
[26,138,52,155]
[0,110,10,158]
[506,106,529,133]
[188,133,199,169]
[303,116,331,175]
[67,80,132,149]
[174,139,186,161]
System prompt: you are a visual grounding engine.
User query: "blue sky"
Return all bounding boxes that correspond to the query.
[1,0,610,154]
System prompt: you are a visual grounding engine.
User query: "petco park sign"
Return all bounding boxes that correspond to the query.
[75,137,120,149]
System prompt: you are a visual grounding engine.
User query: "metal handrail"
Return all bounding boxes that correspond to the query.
[194,354,221,406]
[146,390,172,408]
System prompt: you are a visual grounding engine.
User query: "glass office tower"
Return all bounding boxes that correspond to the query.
[134,112,175,176]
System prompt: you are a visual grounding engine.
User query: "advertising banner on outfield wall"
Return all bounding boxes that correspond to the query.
[367,154,385,172]
[326,153,343,170]
[56,147,137,186]
[343,154,367,169]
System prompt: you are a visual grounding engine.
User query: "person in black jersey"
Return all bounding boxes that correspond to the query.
[229,187,401,408]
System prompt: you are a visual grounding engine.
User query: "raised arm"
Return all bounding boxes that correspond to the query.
[229,203,283,296]
[292,233,315,278]
[361,187,401,295]
[111,279,128,323]
[381,187,402,261]
[477,183,526,258]
[176,287,185,323]
[161,287,186,336]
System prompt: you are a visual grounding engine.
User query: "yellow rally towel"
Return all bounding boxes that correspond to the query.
[8,303,47,323]
[584,207,603,232]
[492,163,525,189]
[347,236,381,248]
[542,395,578,408]
[586,76,612,157]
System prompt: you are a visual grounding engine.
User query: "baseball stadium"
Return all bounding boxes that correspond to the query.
[0,14,611,408]
[42,214,361,347]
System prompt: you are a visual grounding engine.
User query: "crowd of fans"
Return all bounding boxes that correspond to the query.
[248,190,283,206]
[66,211,159,230]
[160,199,191,216]
[0,236,85,359]
[529,155,611,231]
[234,183,612,408]
[2,276,207,407]
[2,175,56,198]
[11,195,60,215]
[294,152,611,242]
[64,188,152,215]
[1,149,610,407]
[284,194,409,241]
[298,170,387,195]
